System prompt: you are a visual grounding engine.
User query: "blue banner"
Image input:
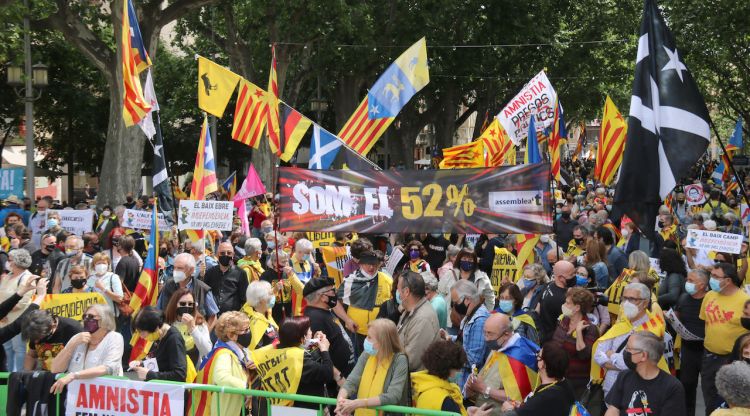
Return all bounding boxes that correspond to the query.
[0,168,24,199]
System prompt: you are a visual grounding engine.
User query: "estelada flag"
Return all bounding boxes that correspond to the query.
[197,56,240,118]
[439,140,483,168]
[480,119,514,167]
[121,0,152,126]
[232,79,269,149]
[266,45,281,156]
[595,96,627,186]
[515,234,539,276]
[129,201,159,361]
[485,335,540,402]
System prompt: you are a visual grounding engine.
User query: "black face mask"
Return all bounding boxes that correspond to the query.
[236,331,252,348]
[176,306,194,317]
[561,212,571,220]
[126,197,133,203]
[741,317,750,331]
[565,277,577,288]
[452,300,469,316]
[45,244,56,252]
[574,237,584,246]
[657,221,665,228]
[70,279,86,289]
[623,350,638,371]
[218,255,232,267]
[159,249,168,258]
[326,293,338,309]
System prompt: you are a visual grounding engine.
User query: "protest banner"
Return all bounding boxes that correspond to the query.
[66,376,184,416]
[48,209,94,236]
[664,309,702,341]
[251,346,304,406]
[306,232,337,248]
[685,229,743,254]
[0,168,24,199]
[684,184,706,206]
[41,293,107,321]
[490,247,519,292]
[177,200,233,231]
[741,203,750,225]
[122,209,169,230]
[496,70,558,145]
[279,163,552,234]
[321,246,351,287]
[384,248,404,277]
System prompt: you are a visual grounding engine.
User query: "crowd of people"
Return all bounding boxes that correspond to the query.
[1,167,750,416]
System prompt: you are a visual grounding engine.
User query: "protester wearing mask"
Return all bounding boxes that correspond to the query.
[62,265,94,294]
[188,239,216,281]
[164,289,211,367]
[289,239,321,316]
[534,234,555,275]
[604,331,686,416]
[551,287,599,396]
[237,237,264,282]
[592,283,670,396]
[242,281,279,351]
[401,240,431,274]
[465,313,541,407]
[304,276,356,382]
[538,260,577,344]
[259,250,294,323]
[250,317,334,410]
[0,249,36,371]
[518,263,548,313]
[49,304,124,393]
[112,235,140,292]
[395,271,440,373]
[336,319,409,415]
[565,225,588,261]
[30,234,62,293]
[43,212,63,239]
[204,241,250,315]
[555,205,578,250]
[342,238,374,279]
[448,249,495,311]
[675,269,709,416]
[699,262,750,414]
[129,306,186,381]
[496,282,539,345]
[157,252,217,328]
[423,272,448,329]
[81,232,100,257]
[422,232,451,272]
[441,280,489,387]
[23,307,83,371]
[53,235,92,293]
[411,340,468,416]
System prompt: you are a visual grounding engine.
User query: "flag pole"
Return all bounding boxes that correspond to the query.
[709,120,750,208]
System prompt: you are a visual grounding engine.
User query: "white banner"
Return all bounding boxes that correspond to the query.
[48,209,93,236]
[684,184,706,206]
[686,229,743,254]
[177,200,233,231]
[122,209,169,230]
[496,70,558,145]
[664,308,703,341]
[65,376,184,416]
[384,248,404,277]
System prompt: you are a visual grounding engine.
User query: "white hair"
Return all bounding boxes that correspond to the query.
[246,280,273,308]
[624,282,650,301]
[174,252,196,272]
[244,238,262,255]
[421,271,438,291]
[267,250,289,269]
[704,220,717,231]
[86,304,116,332]
[451,279,480,302]
[190,239,206,252]
[295,238,313,253]
[716,361,750,408]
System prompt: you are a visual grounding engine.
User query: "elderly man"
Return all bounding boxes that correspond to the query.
[447,279,489,387]
[604,331,685,415]
[237,237,264,282]
[188,239,217,281]
[396,271,440,371]
[157,253,218,325]
[52,235,92,293]
[203,241,249,315]
[303,276,355,378]
[30,233,63,282]
[677,269,709,416]
[566,225,588,261]
[537,260,576,343]
[593,282,668,397]
[714,361,750,414]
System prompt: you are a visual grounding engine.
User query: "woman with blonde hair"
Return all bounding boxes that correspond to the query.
[604,250,661,320]
[191,311,251,416]
[336,318,409,415]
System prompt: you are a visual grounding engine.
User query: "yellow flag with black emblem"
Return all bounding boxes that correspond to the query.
[197,56,241,118]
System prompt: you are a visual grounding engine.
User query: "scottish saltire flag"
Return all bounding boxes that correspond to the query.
[129,201,159,360]
[727,117,743,153]
[222,171,237,200]
[524,116,542,164]
[309,125,342,170]
[613,0,710,238]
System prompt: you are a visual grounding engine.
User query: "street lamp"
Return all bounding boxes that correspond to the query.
[310,75,328,124]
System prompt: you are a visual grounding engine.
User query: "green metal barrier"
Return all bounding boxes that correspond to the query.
[0,372,460,416]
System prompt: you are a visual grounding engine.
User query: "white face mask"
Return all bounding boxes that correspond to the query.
[539,235,550,244]
[622,301,640,320]
[94,264,108,275]
[561,304,575,317]
[621,229,630,238]
[102,210,111,218]
[173,270,188,283]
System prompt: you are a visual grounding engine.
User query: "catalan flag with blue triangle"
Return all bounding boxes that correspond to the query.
[121,0,152,126]
[487,334,540,402]
[524,116,542,164]
[129,200,159,361]
[222,171,237,200]
[726,116,743,153]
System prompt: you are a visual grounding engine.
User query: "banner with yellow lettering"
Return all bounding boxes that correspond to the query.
[321,246,352,287]
[305,232,337,248]
[41,293,107,321]
[490,247,519,292]
[250,345,304,406]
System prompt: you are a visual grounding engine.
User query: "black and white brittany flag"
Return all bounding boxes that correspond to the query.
[152,116,175,213]
[613,0,710,237]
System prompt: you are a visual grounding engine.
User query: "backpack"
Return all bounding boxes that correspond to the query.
[706,200,724,220]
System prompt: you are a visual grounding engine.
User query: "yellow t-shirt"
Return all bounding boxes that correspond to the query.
[699,289,750,355]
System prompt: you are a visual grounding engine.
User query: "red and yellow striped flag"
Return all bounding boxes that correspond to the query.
[595,96,627,185]
[550,100,563,181]
[439,140,484,168]
[129,201,159,360]
[187,116,218,242]
[338,97,396,155]
[121,0,152,126]
[480,120,514,167]
[266,44,281,156]
[231,79,269,149]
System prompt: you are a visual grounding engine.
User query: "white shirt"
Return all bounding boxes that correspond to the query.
[594,313,649,394]
[68,331,124,376]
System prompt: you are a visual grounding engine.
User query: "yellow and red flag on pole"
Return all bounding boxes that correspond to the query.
[572,122,586,162]
[515,234,539,278]
[129,200,159,360]
[550,100,564,182]
[439,140,484,168]
[266,44,282,156]
[121,0,152,126]
[595,96,627,185]
[231,79,269,149]
[480,119,514,167]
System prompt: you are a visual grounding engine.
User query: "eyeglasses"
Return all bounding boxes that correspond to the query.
[178,301,195,307]
[621,296,645,303]
[625,347,644,355]
[82,314,99,321]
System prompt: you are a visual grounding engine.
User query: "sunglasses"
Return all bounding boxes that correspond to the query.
[178,301,195,308]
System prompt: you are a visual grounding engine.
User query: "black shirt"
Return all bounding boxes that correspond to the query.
[116,254,141,292]
[28,317,82,371]
[304,305,355,377]
[145,326,187,382]
[538,282,568,343]
[675,293,706,339]
[517,379,576,416]
[296,349,334,409]
[30,249,63,277]
[605,369,686,416]
[555,218,578,250]
[204,265,248,314]
[422,235,451,272]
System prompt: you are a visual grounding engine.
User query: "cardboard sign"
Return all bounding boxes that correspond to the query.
[384,248,404,278]
[66,376,184,416]
[490,247,519,292]
[686,229,743,254]
[496,70,558,145]
[177,200,233,231]
[123,209,169,230]
[48,209,94,236]
[684,184,706,206]
[41,293,108,322]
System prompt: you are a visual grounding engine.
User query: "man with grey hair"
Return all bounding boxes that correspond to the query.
[604,331,686,415]
[156,252,218,325]
[187,238,217,280]
[677,268,709,416]
[53,235,92,293]
[237,237,264,282]
[396,270,439,371]
[446,279,489,387]
[204,241,248,315]
[715,361,750,412]
[422,271,447,329]
[23,305,83,371]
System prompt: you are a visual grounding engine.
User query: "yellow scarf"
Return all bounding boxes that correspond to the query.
[590,309,668,382]
[241,305,278,351]
[355,354,393,416]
